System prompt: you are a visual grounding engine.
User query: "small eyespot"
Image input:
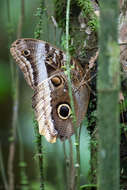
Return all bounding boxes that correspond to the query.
[51,76,62,87]
[22,49,30,57]
[57,104,71,120]
[15,40,21,45]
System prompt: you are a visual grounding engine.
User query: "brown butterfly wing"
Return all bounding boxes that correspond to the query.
[10,39,55,88]
[10,38,90,143]
[50,69,90,140]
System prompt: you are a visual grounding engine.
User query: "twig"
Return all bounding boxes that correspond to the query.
[51,15,58,44]
[89,50,99,69]
[51,16,58,28]
[75,73,97,96]
[65,0,80,189]
[0,143,9,190]
[119,42,127,46]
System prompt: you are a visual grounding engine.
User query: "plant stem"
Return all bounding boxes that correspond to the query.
[33,1,45,189]
[63,142,69,190]
[68,139,75,190]
[0,144,9,190]
[98,0,120,190]
[33,120,44,190]
[65,0,80,189]
[80,184,97,189]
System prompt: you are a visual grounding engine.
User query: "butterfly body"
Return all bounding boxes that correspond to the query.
[10,38,90,143]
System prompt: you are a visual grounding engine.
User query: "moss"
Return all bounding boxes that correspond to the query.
[34,2,45,39]
[54,0,80,30]
[78,0,94,15]
[54,0,98,31]
[54,0,98,62]
[88,18,99,31]
[77,0,99,31]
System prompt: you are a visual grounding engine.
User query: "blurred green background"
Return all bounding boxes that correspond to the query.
[0,0,90,189]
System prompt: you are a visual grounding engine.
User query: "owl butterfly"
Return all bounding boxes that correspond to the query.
[10,38,90,143]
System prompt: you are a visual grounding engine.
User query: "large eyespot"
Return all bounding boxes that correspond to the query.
[51,76,62,87]
[22,49,30,57]
[57,104,71,120]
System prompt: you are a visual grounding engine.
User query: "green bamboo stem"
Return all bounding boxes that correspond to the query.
[33,120,44,190]
[80,184,97,189]
[33,1,45,190]
[65,0,80,189]
[63,142,69,190]
[97,0,120,190]
[68,139,75,190]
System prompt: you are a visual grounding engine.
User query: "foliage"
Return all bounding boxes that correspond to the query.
[77,0,99,31]
[0,0,97,189]
[34,1,45,39]
[54,0,99,31]
[54,0,80,30]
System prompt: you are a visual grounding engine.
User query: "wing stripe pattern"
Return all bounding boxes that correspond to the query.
[10,39,58,143]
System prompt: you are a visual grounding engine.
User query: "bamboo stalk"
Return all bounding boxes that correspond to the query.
[97,0,120,190]
[68,139,75,190]
[33,120,45,190]
[33,1,45,189]
[80,184,97,189]
[65,0,80,189]
[63,141,69,190]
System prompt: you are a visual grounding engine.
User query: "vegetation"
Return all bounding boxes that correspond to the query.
[0,0,127,190]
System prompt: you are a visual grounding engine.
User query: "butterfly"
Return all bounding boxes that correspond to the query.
[10,38,90,143]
